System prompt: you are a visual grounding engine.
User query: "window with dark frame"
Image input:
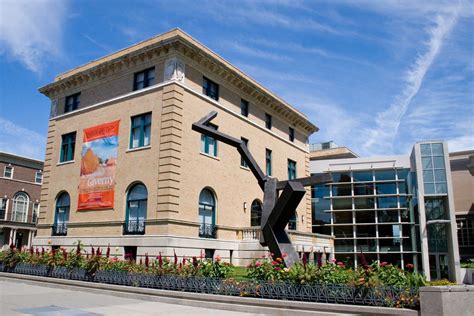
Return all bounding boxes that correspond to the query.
[60,132,76,162]
[203,77,219,101]
[289,127,295,142]
[4,165,13,178]
[201,123,218,157]
[265,149,272,176]
[241,137,249,167]
[133,67,155,91]
[288,159,297,180]
[65,93,80,113]
[130,113,152,149]
[265,113,272,130]
[240,99,249,117]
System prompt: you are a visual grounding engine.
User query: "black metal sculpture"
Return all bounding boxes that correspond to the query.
[193,111,331,267]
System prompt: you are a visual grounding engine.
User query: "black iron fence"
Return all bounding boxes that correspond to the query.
[0,262,419,309]
[199,223,217,239]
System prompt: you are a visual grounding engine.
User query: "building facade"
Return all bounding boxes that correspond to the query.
[311,141,461,282]
[450,150,474,261]
[0,152,43,249]
[34,29,333,265]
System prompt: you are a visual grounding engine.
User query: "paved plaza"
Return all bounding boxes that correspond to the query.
[0,279,256,316]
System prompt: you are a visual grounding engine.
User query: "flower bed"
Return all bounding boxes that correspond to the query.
[0,244,423,309]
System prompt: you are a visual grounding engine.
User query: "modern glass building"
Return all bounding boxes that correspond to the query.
[311,141,461,282]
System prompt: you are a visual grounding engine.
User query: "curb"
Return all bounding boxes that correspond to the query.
[0,272,419,316]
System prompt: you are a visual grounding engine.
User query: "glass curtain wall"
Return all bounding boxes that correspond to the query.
[312,168,419,270]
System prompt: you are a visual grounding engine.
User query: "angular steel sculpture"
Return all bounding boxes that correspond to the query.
[193,111,332,267]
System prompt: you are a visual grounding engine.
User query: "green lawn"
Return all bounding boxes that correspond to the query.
[232,266,249,279]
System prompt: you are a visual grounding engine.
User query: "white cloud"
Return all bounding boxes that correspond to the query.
[0,117,46,160]
[361,11,459,155]
[225,42,292,62]
[447,135,474,152]
[0,0,67,73]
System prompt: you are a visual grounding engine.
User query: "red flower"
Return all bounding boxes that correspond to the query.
[406,263,414,269]
[255,262,261,267]
[215,255,221,262]
[380,262,388,267]
[274,267,280,271]
[271,261,279,266]
[282,253,288,258]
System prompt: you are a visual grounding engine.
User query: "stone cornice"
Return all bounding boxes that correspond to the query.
[38,28,318,134]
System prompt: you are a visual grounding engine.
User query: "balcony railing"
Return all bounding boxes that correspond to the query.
[52,223,68,236]
[242,227,261,240]
[0,212,38,225]
[199,223,217,239]
[123,219,145,235]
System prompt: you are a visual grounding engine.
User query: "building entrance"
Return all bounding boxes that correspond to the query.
[429,253,449,280]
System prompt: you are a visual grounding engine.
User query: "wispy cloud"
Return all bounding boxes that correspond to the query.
[225,42,291,62]
[362,11,460,155]
[0,0,67,73]
[82,34,112,53]
[447,135,474,152]
[0,117,46,160]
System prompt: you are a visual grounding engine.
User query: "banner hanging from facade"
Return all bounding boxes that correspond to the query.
[78,120,120,210]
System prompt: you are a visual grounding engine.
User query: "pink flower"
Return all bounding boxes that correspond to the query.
[215,255,221,262]
[282,253,288,258]
[260,255,266,258]
[274,267,280,271]
[380,262,388,267]
[271,261,279,266]
[330,258,337,263]
[255,262,261,267]
[406,263,414,269]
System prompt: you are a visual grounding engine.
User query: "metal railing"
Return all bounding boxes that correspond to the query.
[199,223,217,239]
[123,219,145,235]
[52,223,68,236]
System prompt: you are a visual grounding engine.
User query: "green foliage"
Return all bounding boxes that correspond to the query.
[427,279,457,286]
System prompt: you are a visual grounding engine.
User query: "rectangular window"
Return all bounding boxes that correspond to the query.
[60,132,76,162]
[133,67,155,91]
[265,149,272,176]
[203,77,219,101]
[240,99,249,117]
[289,127,295,142]
[0,198,7,220]
[241,137,248,167]
[65,93,80,113]
[201,124,218,157]
[35,171,43,184]
[32,203,39,223]
[288,159,297,180]
[4,165,13,178]
[265,113,272,130]
[130,113,152,149]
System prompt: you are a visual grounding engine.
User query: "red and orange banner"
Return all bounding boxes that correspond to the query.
[78,120,120,210]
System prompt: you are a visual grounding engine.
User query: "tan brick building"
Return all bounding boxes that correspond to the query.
[0,152,43,249]
[34,29,333,264]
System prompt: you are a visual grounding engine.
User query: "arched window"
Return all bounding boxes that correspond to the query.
[250,200,262,227]
[12,192,29,222]
[198,188,216,238]
[125,183,147,234]
[54,192,70,235]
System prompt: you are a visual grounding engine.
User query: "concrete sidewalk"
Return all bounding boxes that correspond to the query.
[0,279,255,316]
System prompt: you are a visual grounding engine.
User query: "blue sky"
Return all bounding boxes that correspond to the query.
[0,0,472,160]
